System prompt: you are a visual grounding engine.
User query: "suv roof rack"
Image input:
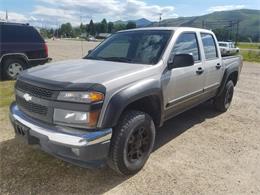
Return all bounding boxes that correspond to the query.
[0,21,30,26]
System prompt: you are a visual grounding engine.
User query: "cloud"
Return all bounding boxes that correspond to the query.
[207,5,246,12]
[1,0,177,27]
[123,0,176,20]
[0,11,27,22]
[34,0,176,23]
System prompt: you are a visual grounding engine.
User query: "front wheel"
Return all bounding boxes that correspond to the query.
[214,80,234,112]
[108,110,155,175]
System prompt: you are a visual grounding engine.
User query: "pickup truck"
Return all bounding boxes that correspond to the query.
[218,41,240,56]
[9,27,243,175]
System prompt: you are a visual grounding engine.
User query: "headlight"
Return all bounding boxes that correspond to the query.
[54,108,100,128]
[58,91,104,103]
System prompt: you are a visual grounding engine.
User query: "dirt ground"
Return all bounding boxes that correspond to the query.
[1,40,260,194]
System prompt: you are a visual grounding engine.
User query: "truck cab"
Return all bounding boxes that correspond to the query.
[9,27,243,175]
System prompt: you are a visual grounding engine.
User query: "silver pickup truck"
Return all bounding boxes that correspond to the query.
[10,27,243,175]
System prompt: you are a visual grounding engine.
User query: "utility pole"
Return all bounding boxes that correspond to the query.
[159,13,162,26]
[5,10,8,21]
[235,20,240,46]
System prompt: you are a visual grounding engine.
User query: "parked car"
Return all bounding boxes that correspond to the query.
[219,41,240,56]
[0,22,50,80]
[10,27,243,175]
[86,36,98,42]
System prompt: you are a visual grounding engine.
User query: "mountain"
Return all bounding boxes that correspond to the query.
[151,9,260,41]
[114,18,152,27]
[135,18,152,27]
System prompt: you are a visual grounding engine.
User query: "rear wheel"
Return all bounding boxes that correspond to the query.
[3,58,27,80]
[214,80,234,112]
[108,110,155,175]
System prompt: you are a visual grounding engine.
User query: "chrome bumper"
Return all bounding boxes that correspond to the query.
[10,103,112,147]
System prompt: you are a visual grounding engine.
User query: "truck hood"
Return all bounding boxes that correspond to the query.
[24,59,150,85]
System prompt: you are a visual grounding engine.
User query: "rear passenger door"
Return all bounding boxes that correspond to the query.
[200,33,223,92]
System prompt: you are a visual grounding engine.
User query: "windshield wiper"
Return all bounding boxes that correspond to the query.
[102,57,133,63]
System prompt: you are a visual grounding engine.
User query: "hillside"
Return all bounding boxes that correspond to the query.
[114,18,152,27]
[151,9,260,41]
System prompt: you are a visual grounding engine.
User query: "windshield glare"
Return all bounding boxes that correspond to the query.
[86,30,173,65]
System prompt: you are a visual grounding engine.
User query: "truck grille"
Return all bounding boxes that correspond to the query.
[16,96,48,116]
[16,80,54,99]
[15,79,54,123]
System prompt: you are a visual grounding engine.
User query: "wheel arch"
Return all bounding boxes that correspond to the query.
[217,66,239,97]
[100,79,164,128]
[0,53,29,65]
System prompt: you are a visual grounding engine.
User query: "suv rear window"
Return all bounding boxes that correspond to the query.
[1,25,44,43]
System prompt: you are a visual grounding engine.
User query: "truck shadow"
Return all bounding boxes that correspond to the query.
[0,102,221,194]
[154,101,220,151]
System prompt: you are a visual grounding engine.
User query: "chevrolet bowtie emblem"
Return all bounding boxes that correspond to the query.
[23,93,32,102]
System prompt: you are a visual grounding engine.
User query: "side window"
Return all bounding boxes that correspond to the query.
[201,33,218,60]
[171,33,200,61]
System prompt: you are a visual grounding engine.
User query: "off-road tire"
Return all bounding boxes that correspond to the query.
[108,110,155,175]
[215,80,234,112]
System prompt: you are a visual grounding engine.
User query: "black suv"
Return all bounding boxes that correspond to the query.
[0,22,50,80]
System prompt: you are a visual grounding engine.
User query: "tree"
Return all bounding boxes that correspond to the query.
[60,23,73,37]
[114,23,127,31]
[87,19,95,36]
[213,28,235,41]
[100,19,108,33]
[108,22,114,33]
[126,21,136,29]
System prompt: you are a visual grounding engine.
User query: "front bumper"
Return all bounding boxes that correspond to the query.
[9,103,112,168]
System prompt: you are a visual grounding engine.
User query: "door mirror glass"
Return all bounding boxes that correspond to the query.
[168,54,194,69]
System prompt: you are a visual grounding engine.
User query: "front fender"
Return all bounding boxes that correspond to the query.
[100,79,163,128]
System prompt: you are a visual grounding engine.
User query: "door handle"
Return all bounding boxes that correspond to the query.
[216,63,222,69]
[196,67,204,75]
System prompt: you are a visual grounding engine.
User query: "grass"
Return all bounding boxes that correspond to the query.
[0,81,15,107]
[240,50,260,63]
[237,42,260,50]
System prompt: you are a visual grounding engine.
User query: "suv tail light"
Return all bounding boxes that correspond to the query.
[44,42,48,57]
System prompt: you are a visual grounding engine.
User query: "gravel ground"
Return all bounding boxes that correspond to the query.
[0,40,260,194]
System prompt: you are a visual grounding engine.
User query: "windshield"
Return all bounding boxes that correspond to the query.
[85,30,173,65]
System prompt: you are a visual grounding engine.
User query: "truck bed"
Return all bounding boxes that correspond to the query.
[223,55,243,70]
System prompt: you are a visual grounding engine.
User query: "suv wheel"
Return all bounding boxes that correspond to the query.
[214,80,234,112]
[108,110,155,175]
[3,58,27,80]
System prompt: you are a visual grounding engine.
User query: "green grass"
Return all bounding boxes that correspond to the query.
[237,42,260,50]
[0,81,15,107]
[240,50,260,63]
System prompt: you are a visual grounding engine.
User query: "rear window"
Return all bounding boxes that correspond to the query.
[1,25,44,43]
[201,33,218,60]
[219,43,227,47]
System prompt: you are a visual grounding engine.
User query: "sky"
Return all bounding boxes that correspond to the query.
[0,0,259,27]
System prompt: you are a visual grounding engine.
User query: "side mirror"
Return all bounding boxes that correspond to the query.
[88,50,93,55]
[168,54,194,70]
